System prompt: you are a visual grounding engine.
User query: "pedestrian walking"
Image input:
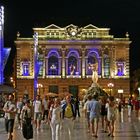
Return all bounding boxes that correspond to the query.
[128,98,132,117]
[48,98,62,140]
[106,96,117,137]
[16,97,24,129]
[33,95,43,131]
[62,95,75,140]
[21,100,33,140]
[87,94,101,138]
[100,96,108,132]
[3,94,17,140]
[83,95,92,132]
[74,97,80,118]
[42,95,49,123]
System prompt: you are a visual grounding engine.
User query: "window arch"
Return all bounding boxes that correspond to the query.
[67,50,80,76]
[47,51,59,75]
[86,50,100,75]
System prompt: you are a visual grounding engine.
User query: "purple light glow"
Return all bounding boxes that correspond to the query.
[87,50,101,75]
[117,62,124,76]
[47,49,60,57]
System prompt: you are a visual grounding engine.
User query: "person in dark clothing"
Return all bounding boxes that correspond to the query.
[74,97,80,118]
[21,100,33,140]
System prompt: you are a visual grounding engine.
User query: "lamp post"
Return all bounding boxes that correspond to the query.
[107,83,114,96]
[37,83,43,96]
[33,32,38,100]
[0,6,4,84]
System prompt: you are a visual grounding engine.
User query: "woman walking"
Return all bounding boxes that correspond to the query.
[48,98,62,140]
[106,96,117,137]
[21,100,33,140]
[100,97,108,132]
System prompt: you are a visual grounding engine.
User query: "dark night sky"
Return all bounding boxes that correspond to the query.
[1,0,140,77]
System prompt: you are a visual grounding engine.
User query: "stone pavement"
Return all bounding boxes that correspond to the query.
[0,108,140,140]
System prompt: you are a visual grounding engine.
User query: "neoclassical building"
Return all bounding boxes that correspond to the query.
[14,24,131,98]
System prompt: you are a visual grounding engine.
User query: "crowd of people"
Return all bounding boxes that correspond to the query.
[2,94,80,140]
[1,93,140,140]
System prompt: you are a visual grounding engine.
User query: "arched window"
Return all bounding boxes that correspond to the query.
[87,55,97,75]
[86,51,99,75]
[48,55,59,75]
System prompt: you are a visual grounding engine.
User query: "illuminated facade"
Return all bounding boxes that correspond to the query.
[15,24,131,98]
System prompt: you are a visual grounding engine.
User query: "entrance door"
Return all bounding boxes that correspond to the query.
[49,85,58,94]
[69,85,78,97]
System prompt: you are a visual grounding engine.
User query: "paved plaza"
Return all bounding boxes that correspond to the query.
[0,108,140,140]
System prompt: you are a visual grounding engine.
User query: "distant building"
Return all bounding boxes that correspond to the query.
[14,24,131,98]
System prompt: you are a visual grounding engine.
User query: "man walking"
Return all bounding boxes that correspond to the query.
[62,95,75,140]
[87,94,101,137]
[3,94,17,140]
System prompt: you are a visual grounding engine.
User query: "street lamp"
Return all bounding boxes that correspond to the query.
[107,83,114,96]
[37,83,43,96]
[33,32,38,99]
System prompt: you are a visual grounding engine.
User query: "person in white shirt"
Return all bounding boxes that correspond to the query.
[48,98,62,140]
[33,95,42,131]
[83,95,92,132]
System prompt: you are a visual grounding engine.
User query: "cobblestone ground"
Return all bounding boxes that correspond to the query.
[0,108,140,140]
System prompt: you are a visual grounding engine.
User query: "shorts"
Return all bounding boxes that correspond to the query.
[90,116,99,124]
[5,119,15,133]
[34,112,42,121]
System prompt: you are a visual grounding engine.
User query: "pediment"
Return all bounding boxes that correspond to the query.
[45,24,61,29]
[65,24,78,29]
[83,24,98,29]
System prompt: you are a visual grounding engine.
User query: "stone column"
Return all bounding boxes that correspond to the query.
[46,57,48,76]
[81,46,86,78]
[111,46,116,77]
[125,46,130,77]
[61,46,66,78]
[43,49,46,78]
[109,47,113,78]
[101,49,104,78]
